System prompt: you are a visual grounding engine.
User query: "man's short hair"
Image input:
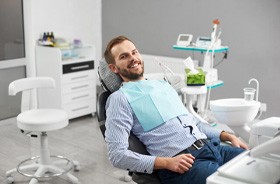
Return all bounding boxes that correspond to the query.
[104,35,133,64]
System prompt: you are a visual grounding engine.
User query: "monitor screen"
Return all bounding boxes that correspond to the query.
[180,35,190,41]
[0,0,25,61]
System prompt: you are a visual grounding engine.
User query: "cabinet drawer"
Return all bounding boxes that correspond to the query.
[62,90,95,104]
[62,80,95,94]
[62,70,95,84]
[63,99,95,119]
[63,60,94,74]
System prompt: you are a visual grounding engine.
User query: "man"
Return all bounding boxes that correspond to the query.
[104,35,248,184]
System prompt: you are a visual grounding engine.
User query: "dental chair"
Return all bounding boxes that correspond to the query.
[6,77,80,184]
[97,59,161,184]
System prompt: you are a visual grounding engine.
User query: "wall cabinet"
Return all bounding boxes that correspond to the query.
[35,45,96,119]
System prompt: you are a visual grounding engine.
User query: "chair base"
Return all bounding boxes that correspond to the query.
[6,155,80,184]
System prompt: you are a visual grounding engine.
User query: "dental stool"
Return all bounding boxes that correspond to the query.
[6,77,80,184]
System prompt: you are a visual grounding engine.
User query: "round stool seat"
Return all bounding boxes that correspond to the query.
[17,109,68,132]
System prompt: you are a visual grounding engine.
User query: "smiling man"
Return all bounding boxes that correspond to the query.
[103,35,248,184]
[104,36,144,82]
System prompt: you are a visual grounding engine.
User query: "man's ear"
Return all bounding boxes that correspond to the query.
[108,64,119,74]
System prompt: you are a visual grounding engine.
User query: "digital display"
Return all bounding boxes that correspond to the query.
[199,37,211,41]
[180,35,190,41]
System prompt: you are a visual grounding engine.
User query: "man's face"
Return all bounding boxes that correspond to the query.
[109,40,144,82]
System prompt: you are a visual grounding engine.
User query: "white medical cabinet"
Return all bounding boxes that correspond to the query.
[35,45,96,119]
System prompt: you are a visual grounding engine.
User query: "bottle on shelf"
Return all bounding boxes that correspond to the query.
[50,32,55,43]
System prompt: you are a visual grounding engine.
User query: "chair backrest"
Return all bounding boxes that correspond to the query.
[96,90,111,139]
[98,58,123,93]
[144,73,184,95]
[96,90,150,155]
[9,77,56,112]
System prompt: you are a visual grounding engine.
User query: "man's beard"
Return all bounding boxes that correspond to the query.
[117,62,144,80]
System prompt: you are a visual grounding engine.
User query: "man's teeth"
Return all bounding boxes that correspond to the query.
[129,63,139,68]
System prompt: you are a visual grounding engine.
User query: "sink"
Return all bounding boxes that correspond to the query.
[210,98,261,126]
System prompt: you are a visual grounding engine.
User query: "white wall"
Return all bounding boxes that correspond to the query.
[25,0,102,77]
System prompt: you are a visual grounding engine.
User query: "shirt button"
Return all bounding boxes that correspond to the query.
[193,133,195,135]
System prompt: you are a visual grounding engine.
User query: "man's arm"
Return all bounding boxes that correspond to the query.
[105,91,156,173]
[220,131,249,150]
[194,115,249,150]
[154,154,195,174]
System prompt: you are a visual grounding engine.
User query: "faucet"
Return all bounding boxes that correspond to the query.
[248,78,259,102]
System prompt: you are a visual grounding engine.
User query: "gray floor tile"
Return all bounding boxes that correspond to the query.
[0,115,136,184]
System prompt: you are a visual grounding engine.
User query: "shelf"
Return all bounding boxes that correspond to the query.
[173,45,229,53]
[179,80,223,90]
[61,57,95,64]
[207,80,224,89]
[59,45,94,61]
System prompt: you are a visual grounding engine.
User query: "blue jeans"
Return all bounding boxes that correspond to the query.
[158,138,244,184]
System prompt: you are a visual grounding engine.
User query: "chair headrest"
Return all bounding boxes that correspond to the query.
[98,58,123,93]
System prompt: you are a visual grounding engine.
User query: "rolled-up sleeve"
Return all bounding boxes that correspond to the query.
[105,91,156,174]
[194,115,223,139]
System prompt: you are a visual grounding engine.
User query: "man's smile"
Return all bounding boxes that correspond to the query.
[128,61,141,69]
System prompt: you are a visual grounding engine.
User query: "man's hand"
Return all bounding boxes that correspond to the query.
[220,131,249,150]
[154,154,195,174]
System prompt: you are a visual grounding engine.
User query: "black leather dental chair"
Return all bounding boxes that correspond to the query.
[96,59,161,184]
[96,90,161,184]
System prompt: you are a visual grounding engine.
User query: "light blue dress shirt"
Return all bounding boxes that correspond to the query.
[105,83,222,174]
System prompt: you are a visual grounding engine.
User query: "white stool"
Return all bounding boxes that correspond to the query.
[6,77,80,184]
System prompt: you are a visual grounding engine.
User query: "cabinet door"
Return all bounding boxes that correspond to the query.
[63,98,95,119]
[62,70,95,84]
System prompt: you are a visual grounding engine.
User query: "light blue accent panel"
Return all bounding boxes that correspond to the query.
[207,81,224,89]
[173,45,229,53]
[121,80,188,132]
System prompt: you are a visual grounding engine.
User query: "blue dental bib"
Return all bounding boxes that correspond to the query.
[120,80,188,132]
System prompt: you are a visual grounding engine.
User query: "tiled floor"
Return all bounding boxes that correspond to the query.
[0,115,136,184]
